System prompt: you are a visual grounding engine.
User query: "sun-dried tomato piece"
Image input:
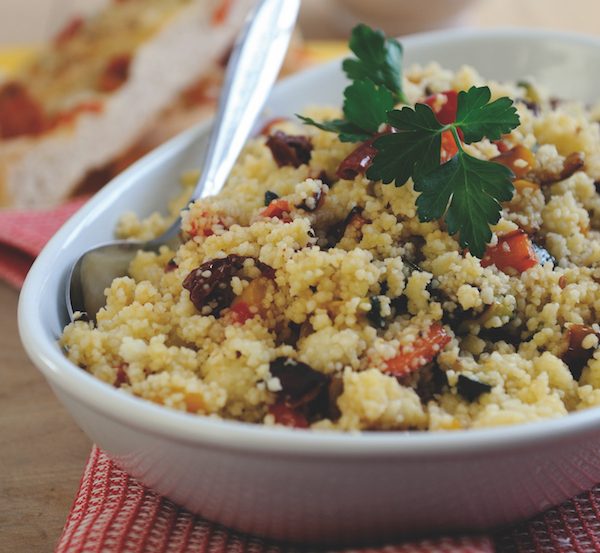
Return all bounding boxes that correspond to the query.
[268,402,309,428]
[266,131,312,168]
[183,255,274,316]
[563,324,600,380]
[98,54,132,92]
[0,82,46,139]
[336,138,377,180]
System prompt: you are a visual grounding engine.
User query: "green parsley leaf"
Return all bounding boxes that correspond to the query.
[455,86,520,143]
[342,24,407,103]
[414,149,515,257]
[366,104,443,184]
[344,79,394,134]
[297,24,406,141]
[298,79,394,143]
[368,85,520,257]
[296,116,371,143]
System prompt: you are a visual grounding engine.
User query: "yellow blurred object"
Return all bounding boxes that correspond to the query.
[0,40,345,76]
[303,40,348,63]
[0,46,38,74]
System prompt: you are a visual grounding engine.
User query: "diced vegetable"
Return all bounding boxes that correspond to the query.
[268,357,330,427]
[491,144,535,178]
[327,206,368,247]
[261,198,292,221]
[481,230,538,273]
[336,138,378,180]
[265,131,312,168]
[563,324,600,380]
[230,276,272,323]
[183,255,274,315]
[456,375,492,402]
[423,90,461,162]
[512,179,540,194]
[384,323,451,377]
[268,402,309,428]
[423,90,458,125]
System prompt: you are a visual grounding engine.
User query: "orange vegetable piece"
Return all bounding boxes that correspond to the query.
[261,198,291,221]
[481,229,538,273]
[185,392,205,413]
[491,144,536,178]
[440,130,459,163]
[513,179,540,194]
[269,402,309,428]
[384,323,451,377]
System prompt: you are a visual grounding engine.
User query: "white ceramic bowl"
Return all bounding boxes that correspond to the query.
[18,29,600,545]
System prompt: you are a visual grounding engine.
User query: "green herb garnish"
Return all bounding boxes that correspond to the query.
[298,24,405,143]
[368,86,520,256]
[297,25,522,258]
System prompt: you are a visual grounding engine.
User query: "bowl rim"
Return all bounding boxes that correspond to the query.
[18,26,600,457]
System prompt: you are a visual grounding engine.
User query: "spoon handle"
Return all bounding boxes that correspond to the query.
[192,0,301,200]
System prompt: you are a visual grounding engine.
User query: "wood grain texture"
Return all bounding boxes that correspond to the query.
[0,283,91,552]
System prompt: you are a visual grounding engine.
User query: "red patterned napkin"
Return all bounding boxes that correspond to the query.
[4,201,600,552]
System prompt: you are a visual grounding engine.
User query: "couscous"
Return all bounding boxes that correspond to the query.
[61,41,600,431]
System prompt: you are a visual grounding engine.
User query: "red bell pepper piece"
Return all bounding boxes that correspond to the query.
[481,229,538,273]
[423,90,463,162]
[261,198,292,221]
[268,402,309,428]
[384,323,451,377]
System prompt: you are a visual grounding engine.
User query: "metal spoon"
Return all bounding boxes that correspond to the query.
[66,0,300,322]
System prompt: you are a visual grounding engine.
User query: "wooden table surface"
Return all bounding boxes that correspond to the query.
[2,1,600,552]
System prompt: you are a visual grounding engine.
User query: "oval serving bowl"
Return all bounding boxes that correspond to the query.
[18,29,600,545]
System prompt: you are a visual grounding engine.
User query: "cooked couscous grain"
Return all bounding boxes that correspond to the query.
[61,62,600,431]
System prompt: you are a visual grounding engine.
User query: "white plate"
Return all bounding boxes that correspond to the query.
[18,28,600,544]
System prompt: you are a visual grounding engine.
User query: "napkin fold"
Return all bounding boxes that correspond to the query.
[4,202,600,553]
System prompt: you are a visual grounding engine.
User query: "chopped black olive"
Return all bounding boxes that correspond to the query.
[264,190,279,206]
[456,374,492,402]
[269,357,332,421]
[367,297,386,329]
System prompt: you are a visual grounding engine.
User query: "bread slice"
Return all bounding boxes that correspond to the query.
[0,0,254,208]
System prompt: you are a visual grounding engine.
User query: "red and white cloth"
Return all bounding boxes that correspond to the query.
[4,200,600,552]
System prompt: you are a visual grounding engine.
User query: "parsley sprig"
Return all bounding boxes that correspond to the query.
[297,24,522,258]
[298,24,405,142]
[368,86,520,256]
